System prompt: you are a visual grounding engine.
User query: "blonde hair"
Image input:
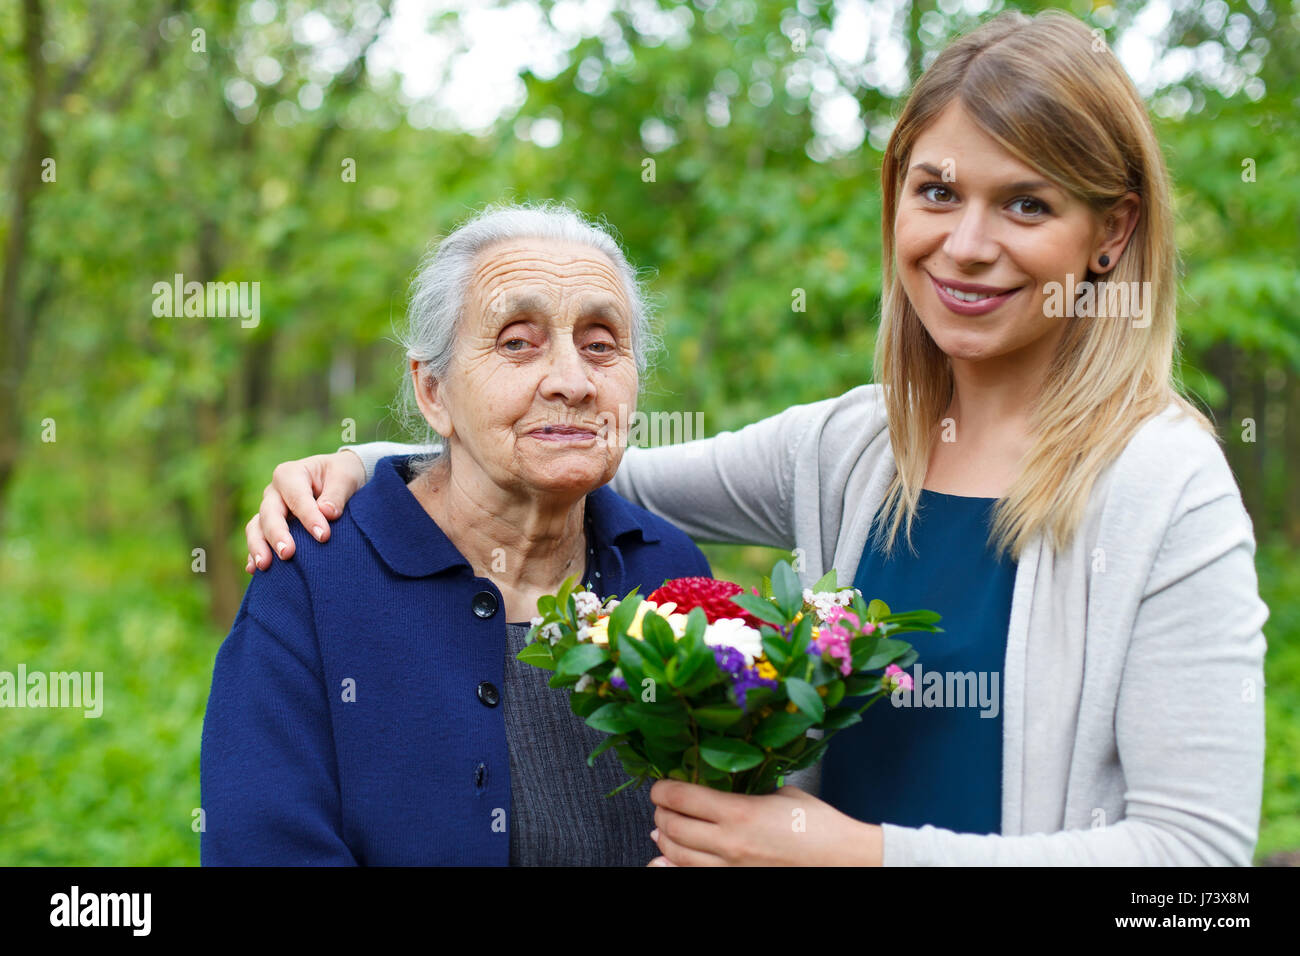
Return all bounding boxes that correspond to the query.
[872,8,1216,563]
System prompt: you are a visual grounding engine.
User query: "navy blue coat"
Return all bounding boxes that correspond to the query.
[200,455,710,865]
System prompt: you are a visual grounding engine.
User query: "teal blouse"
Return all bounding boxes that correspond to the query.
[819,488,1017,835]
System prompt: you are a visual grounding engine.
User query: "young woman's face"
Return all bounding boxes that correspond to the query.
[894,99,1109,367]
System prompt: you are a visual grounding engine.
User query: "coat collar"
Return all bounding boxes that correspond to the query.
[351,455,660,579]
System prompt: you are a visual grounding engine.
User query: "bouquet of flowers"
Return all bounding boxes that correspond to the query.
[518,560,942,795]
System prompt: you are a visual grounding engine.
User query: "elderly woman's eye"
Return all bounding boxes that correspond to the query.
[503,338,530,351]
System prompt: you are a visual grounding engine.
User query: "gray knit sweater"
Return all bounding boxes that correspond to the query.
[348,383,1268,865]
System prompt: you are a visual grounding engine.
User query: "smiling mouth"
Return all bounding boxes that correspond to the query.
[932,279,1021,301]
[926,272,1025,312]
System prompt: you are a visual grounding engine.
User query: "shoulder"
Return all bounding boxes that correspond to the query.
[775,383,887,433]
[1107,400,1242,517]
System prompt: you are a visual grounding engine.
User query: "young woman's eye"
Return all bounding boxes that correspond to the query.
[918,183,955,203]
[1010,196,1051,216]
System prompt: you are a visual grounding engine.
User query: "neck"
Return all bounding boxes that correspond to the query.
[409,458,588,594]
[943,326,1063,440]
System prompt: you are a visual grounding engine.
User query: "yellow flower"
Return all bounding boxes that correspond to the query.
[626,601,678,639]
[755,659,778,681]
[785,700,800,714]
[588,617,610,646]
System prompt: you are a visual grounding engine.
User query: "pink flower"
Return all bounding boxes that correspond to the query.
[884,663,913,691]
[823,605,861,631]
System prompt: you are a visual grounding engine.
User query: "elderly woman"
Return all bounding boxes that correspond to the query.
[199,204,709,865]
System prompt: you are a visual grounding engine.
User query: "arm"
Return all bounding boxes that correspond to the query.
[247,395,830,566]
[200,566,357,865]
[881,485,1267,866]
[649,480,1267,866]
[606,399,833,550]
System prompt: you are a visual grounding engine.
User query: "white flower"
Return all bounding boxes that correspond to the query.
[805,588,859,623]
[703,618,764,665]
[541,622,563,645]
[530,616,544,628]
[574,674,595,693]
[574,590,601,619]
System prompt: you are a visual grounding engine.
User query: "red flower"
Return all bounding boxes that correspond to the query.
[646,577,766,629]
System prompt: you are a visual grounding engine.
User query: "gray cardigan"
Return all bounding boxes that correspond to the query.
[348,383,1268,865]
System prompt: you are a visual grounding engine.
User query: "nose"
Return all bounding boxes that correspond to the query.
[941,202,1001,268]
[539,334,597,406]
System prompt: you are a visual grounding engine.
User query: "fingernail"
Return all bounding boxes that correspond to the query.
[312,525,325,541]
[320,500,336,516]
[650,828,659,842]
[276,542,287,557]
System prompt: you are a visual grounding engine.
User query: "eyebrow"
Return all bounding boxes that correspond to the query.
[495,293,628,324]
[908,162,1057,193]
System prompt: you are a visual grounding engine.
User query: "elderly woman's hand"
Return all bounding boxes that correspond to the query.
[647,780,884,866]
[245,450,366,571]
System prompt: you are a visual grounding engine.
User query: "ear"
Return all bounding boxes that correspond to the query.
[410,359,453,441]
[1093,191,1140,273]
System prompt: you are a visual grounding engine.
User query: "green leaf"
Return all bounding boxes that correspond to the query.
[752,710,815,748]
[771,561,803,616]
[586,733,624,767]
[862,639,911,670]
[570,692,606,718]
[585,702,635,734]
[605,775,647,798]
[556,642,609,678]
[609,594,643,637]
[824,679,846,709]
[514,641,557,671]
[790,614,813,657]
[784,677,825,721]
[625,699,691,742]
[866,598,890,621]
[537,594,557,617]
[699,735,766,772]
[811,569,840,592]
[822,707,863,730]
[689,705,744,731]
[761,634,790,669]
[639,608,678,659]
[730,592,788,626]
[621,633,669,685]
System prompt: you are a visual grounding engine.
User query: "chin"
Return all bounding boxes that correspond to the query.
[526,462,612,496]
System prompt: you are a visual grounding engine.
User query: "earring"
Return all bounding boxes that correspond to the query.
[1098,254,1110,268]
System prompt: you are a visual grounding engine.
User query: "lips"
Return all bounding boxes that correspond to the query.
[927,272,1023,315]
[529,424,599,442]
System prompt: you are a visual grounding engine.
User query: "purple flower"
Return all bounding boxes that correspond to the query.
[733,667,778,712]
[713,645,747,677]
[610,669,627,691]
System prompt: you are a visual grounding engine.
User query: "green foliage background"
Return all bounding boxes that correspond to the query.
[0,0,1296,864]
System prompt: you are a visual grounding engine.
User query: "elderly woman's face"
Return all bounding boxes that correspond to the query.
[415,238,638,499]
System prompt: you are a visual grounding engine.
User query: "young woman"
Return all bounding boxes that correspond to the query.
[241,10,1267,865]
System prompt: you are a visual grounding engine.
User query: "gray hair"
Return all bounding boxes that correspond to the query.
[397,200,660,468]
